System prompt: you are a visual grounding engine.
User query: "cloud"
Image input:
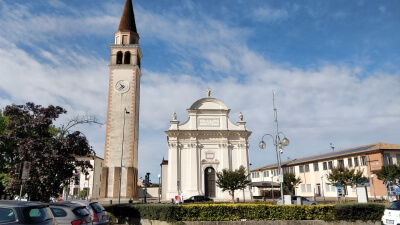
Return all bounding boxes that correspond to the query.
[252,7,289,22]
[1,1,400,180]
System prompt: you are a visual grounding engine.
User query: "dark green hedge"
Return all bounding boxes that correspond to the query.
[103,202,384,222]
[333,203,385,222]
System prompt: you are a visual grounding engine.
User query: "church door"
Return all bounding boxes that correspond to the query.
[205,167,216,198]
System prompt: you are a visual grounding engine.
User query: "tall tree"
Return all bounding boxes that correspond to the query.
[377,164,400,186]
[216,166,251,203]
[0,103,95,202]
[326,166,367,196]
[283,173,302,195]
[0,110,9,195]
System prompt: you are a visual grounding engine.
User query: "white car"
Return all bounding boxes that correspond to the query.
[277,196,318,205]
[382,200,400,225]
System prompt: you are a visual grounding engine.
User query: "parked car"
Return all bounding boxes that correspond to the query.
[70,201,109,225]
[50,202,92,225]
[0,200,58,225]
[277,196,318,205]
[382,200,400,225]
[183,195,213,203]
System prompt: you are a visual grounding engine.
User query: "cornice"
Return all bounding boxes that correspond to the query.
[109,65,141,69]
[110,44,140,48]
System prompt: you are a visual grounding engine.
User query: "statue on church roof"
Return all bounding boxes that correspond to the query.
[207,88,211,98]
[239,112,243,121]
[172,111,177,121]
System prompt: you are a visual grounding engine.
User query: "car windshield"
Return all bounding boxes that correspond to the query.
[23,206,54,223]
[388,202,400,210]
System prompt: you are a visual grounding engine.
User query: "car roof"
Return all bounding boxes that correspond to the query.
[50,202,86,208]
[0,200,48,207]
[70,200,97,205]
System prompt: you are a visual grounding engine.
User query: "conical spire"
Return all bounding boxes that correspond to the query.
[118,0,137,33]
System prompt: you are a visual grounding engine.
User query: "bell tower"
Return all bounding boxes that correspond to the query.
[100,0,142,200]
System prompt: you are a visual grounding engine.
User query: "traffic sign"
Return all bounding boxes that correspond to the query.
[337,187,343,197]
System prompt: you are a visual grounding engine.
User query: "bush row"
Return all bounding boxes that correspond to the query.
[104,202,384,222]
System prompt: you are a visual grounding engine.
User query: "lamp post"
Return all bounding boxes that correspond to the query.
[259,91,290,200]
[158,174,161,203]
[119,108,130,204]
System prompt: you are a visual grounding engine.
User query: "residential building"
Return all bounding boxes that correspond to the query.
[64,155,104,200]
[251,143,400,200]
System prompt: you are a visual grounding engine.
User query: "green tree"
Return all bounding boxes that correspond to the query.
[0,103,95,202]
[216,166,251,203]
[79,189,88,200]
[326,166,367,196]
[283,172,302,195]
[377,164,400,185]
[0,110,11,196]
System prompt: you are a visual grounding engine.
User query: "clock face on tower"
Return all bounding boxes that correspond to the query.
[115,80,130,93]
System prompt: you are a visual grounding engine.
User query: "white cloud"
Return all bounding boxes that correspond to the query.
[1,1,399,179]
[252,7,289,22]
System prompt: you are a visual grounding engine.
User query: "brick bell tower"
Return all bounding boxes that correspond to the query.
[100,0,142,200]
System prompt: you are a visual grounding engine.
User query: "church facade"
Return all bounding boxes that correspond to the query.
[163,91,252,201]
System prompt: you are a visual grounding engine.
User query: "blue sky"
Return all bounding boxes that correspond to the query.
[1,0,399,181]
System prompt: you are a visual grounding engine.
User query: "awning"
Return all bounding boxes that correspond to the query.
[251,181,280,188]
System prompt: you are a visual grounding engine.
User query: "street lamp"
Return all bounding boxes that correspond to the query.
[259,91,290,200]
[119,108,130,204]
[158,174,161,203]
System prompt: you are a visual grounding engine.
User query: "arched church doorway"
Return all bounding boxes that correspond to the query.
[204,167,216,198]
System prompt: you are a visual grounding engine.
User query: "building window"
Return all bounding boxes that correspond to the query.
[124,51,131,64]
[384,154,392,165]
[299,165,304,173]
[323,162,327,170]
[348,158,353,167]
[328,161,333,170]
[305,165,310,172]
[307,184,312,192]
[338,160,344,168]
[252,172,260,178]
[289,167,294,173]
[360,156,366,166]
[354,157,359,167]
[116,51,123,64]
[396,154,400,164]
[301,184,306,192]
[313,163,319,171]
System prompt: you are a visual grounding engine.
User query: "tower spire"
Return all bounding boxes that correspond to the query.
[118,0,137,33]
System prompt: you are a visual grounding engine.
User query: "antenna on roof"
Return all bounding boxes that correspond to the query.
[330,143,335,151]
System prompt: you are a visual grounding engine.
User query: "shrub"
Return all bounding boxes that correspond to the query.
[104,203,334,221]
[333,203,385,222]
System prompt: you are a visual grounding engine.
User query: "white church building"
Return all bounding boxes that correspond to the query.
[161,90,252,202]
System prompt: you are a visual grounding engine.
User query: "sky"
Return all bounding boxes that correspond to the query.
[0,0,399,182]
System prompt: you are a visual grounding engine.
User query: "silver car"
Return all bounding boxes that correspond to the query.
[70,201,109,225]
[0,200,58,225]
[50,202,92,225]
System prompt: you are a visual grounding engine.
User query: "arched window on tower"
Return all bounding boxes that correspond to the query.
[124,51,131,64]
[116,51,123,64]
